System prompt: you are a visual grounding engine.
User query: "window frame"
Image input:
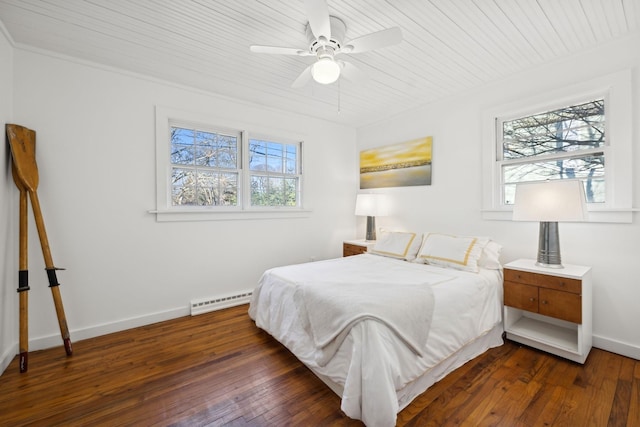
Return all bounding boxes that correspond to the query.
[482,70,633,223]
[169,121,243,209]
[154,106,310,222]
[245,134,303,209]
[496,96,608,206]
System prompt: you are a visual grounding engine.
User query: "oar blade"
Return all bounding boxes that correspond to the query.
[6,124,39,192]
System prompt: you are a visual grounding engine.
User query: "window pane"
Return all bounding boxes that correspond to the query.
[250,175,268,206]
[250,139,298,175]
[219,173,238,206]
[194,145,215,167]
[196,130,215,146]
[171,144,194,165]
[217,135,238,169]
[503,99,605,160]
[250,174,299,207]
[284,177,298,206]
[269,177,284,205]
[171,128,195,165]
[286,146,297,174]
[502,154,605,204]
[172,127,194,144]
[196,171,216,206]
[195,171,238,206]
[249,140,267,171]
[266,142,284,173]
[171,168,196,205]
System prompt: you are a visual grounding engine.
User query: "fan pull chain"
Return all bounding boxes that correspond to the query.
[337,80,341,114]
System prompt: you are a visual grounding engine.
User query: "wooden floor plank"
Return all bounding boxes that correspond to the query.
[0,304,638,426]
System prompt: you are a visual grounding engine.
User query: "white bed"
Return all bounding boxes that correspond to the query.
[248,233,504,427]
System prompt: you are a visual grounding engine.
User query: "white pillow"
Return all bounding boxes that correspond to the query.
[417,233,489,272]
[478,240,503,270]
[371,230,421,261]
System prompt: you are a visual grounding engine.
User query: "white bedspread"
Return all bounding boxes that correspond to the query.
[248,254,503,427]
[301,272,446,366]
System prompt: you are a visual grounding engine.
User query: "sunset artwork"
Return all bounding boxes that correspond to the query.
[360,137,432,189]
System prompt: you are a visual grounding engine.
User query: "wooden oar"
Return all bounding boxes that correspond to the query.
[6,124,73,358]
[11,162,30,372]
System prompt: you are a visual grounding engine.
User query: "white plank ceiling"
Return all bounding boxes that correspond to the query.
[0,0,638,127]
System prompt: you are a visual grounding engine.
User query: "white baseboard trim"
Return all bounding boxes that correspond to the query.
[28,306,189,352]
[1,342,18,375]
[593,334,640,360]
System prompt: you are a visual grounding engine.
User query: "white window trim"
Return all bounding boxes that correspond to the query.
[244,132,303,210]
[153,106,310,222]
[481,69,633,223]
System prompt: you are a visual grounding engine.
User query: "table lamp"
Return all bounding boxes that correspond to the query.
[512,179,587,268]
[355,194,389,241]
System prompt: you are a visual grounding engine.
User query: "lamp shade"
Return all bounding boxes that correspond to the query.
[355,194,389,217]
[512,180,587,222]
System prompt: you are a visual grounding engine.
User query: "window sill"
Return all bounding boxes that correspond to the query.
[481,208,636,224]
[149,208,312,222]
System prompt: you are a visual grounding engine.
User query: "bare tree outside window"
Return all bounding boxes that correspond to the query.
[170,126,239,206]
[168,125,301,209]
[500,99,605,205]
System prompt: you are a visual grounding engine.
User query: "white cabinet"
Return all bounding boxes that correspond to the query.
[503,259,592,364]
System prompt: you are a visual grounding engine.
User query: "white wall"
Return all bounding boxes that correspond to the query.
[357,34,640,360]
[0,23,16,373]
[0,48,357,367]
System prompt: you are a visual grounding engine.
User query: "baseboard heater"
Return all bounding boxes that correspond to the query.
[190,291,253,316]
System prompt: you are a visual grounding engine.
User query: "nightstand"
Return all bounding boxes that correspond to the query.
[343,239,376,257]
[503,259,592,364]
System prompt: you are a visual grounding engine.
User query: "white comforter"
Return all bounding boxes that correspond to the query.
[248,254,503,427]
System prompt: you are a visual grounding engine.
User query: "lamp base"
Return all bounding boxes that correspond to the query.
[536,221,563,268]
[365,216,376,241]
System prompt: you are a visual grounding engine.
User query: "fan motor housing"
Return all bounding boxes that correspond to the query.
[306,16,346,54]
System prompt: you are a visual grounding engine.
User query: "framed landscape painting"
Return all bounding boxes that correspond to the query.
[360,136,432,189]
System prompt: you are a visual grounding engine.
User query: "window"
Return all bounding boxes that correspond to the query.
[248,138,300,207]
[154,107,307,221]
[499,99,606,205]
[482,70,632,223]
[170,125,240,207]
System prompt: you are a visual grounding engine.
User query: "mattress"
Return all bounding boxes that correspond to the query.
[248,254,504,426]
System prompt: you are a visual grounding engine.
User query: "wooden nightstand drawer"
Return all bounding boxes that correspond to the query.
[343,241,375,257]
[504,281,538,312]
[504,269,581,294]
[343,243,366,256]
[505,269,582,324]
[539,288,582,323]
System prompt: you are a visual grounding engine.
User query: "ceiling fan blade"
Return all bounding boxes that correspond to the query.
[339,61,368,83]
[291,65,313,88]
[304,0,331,40]
[343,27,403,53]
[250,45,312,56]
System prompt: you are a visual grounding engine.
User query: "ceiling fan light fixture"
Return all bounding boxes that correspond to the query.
[311,57,340,84]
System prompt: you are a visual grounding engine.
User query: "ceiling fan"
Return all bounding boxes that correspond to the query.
[249,0,403,88]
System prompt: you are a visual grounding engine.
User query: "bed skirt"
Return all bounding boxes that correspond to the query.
[308,323,503,414]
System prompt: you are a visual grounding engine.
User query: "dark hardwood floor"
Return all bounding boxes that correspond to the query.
[0,304,638,426]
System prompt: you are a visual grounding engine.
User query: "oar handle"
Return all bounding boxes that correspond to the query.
[18,189,29,373]
[28,190,73,356]
[28,191,55,268]
[18,290,28,372]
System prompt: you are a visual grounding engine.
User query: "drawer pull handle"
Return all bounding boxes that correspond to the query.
[542,300,548,305]
[529,298,535,302]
